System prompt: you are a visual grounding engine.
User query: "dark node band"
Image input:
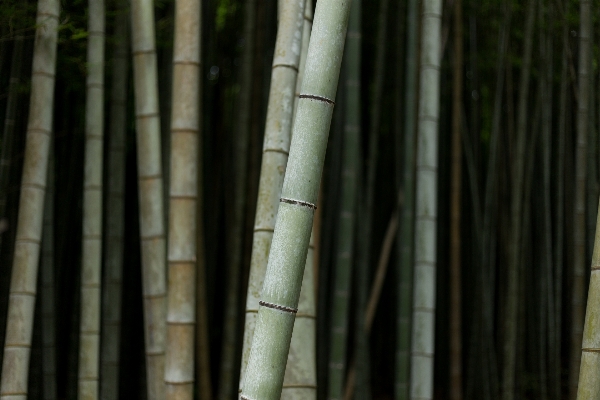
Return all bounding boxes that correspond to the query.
[280,197,317,210]
[259,300,298,314]
[299,94,335,105]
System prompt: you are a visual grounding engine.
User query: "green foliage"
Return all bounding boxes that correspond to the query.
[216,0,237,32]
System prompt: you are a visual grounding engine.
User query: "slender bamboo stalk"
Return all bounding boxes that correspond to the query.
[571,0,591,396]
[41,150,56,400]
[326,2,360,399]
[164,0,201,397]
[100,3,128,398]
[503,2,535,399]
[410,0,442,398]
[79,0,106,397]
[241,0,351,397]
[576,198,600,399]
[450,0,463,397]
[0,0,60,397]
[239,0,306,393]
[282,2,317,399]
[131,0,167,396]
[396,0,418,394]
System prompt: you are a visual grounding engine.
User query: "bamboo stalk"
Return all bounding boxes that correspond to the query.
[0,0,60,397]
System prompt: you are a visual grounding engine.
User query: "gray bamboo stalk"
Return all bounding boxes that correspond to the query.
[570,0,590,396]
[576,198,600,399]
[238,0,306,393]
[240,0,351,397]
[131,0,167,397]
[41,150,56,400]
[0,0,60,397]
[396,0,418,395]
[282,2,317,399]
[410,0,442,398]
[503,1,535,399]
[327,1,360,398]
[79,0,105,397]
[164,0,200,397]
[100,3,128,399]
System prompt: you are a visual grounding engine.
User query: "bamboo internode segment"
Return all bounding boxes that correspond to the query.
[239,0,306,394]
[0,0,60,397]
[131,0,167,397]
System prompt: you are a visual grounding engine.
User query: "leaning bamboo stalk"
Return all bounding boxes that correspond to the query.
[164,0,200,397]
[410,0,443,399]
[571,0,591,396]
[240,0,351,398]
[0,0,60,397]
[281,1,317,399]
[238,0,306,393]
[41,151,56,400]
[79,0,105,397]
[131,0,167,397]
[100,2,128,398]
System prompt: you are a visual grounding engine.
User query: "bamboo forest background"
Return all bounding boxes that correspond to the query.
[0,0,599,399]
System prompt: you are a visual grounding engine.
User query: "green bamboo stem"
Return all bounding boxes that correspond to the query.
[571,0,590,397]
[79,0,105,397]
[131,0,167,396]
[164,0,201,397]
[41,150,56,400]
[239,0,306,393]
[396,0,418,395]
[576,198,600,399]
[100,3,128,398]
[326,3,360,399]
[282,2,317,399]
[241,0,351,398]
[0,0,60,397]
[410,0,442,398]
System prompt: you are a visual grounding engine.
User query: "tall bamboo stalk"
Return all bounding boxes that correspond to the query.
[164,0,200,397]
[0,0,60,397]
[241,0,351,397]
[410,0,442,398]
[100,2,128,398]
[450,0,463,397]
[131,0,167,397]
[239,0,306,393]
[41,150,56,400]
[571,0,590,396]
[396,0,418,395]
[327,1,360,398]
[282,1,317,398]
[503,1,535,399]
[79,0,105,397]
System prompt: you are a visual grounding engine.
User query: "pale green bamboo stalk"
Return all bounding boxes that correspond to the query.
[241,0,351,398]
[282,2,317,399]
[410,0,442,399]
[164,0,200,398]
[239,0,306,393]
[131,0,167,397]
[100,3,128,398]
[79,0,105,397]
[576,199,600,399]
[41,150,56,400]
[396,0,418,395]
[571,0,590,397]
[0,0,60,397]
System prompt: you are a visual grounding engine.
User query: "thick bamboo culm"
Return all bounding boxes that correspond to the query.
[0,0,60,397]
[164,0,200,398]
[78,0,105,397]
[241,0,351,398]
[239,0,306,392]
[410,0,442,399]
[100,2,128,398]
[131,0,167,397]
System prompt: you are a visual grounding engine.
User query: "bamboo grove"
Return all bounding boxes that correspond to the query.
[2,0,600,399]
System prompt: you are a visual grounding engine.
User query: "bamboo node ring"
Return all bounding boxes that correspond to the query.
[280,197,317,210]
[298,94,335,105]
[240,395,254,400]
[259,300,297,314]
